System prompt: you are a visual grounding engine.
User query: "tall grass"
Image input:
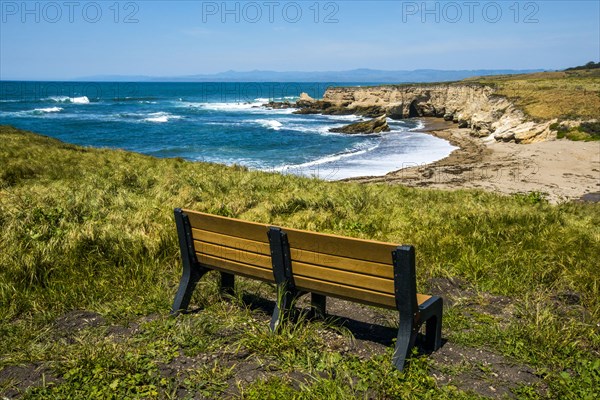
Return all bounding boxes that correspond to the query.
[1,125,599,398]
[469,69,600,121]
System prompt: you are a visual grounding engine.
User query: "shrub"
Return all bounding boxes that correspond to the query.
[579,121,600,138]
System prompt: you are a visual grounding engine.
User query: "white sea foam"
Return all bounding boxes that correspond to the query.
[409,120,426,131]
[281,143,379,170]
[145,115,169,123]
[204,121,244,127]
[250,116,345,135]
[46,96,69,102]
[268,95,298,102]
[179,101,295,114]
[321,114,363,122]
[72,96,90,104]
[266,108,296,114]
[273,142,380,179]
[46,95,90,104]
[143,112,182,123]
[113,111,182,123]
[0,111,21,117]
[1,107,64,117]
[199,101,265,111]
[251,119,283,130]
[271,131,457,181]
[282,124,332,135]
[32,107,63,114]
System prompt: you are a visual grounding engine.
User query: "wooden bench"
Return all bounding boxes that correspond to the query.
[171,208,443,371]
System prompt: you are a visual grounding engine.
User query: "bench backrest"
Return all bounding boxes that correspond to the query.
[283,227,398,308]
[183,209,429,309]
[185,210,273,283]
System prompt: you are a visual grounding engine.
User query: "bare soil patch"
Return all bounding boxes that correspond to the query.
[0,363,61,399]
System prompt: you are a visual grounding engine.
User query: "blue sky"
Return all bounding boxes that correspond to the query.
[1,1,599,80]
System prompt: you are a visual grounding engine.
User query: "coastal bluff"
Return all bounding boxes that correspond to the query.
[297,84,558,143]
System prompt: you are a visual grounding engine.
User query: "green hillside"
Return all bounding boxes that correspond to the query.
[466,68,600,121]
[1,125,599,398]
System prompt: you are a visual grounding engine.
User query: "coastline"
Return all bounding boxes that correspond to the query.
[348,117,600,204]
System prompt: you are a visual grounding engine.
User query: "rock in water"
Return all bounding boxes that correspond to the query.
[293,92,354,115]
[297,92,314,102]
[295,94,314,109]
[329,115,390,134]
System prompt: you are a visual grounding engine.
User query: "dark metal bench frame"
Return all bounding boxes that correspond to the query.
[171,208,443,371]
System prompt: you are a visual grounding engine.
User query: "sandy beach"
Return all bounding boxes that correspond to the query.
[349,118,600,203]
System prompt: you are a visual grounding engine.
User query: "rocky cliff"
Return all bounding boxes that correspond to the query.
[310,84,557,143]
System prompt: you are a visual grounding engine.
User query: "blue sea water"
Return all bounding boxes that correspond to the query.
[0,81,456,180]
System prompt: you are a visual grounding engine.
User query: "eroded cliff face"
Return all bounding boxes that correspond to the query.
[321,84,556,143]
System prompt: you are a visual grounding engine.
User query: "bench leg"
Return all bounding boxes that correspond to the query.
[310,293,326,319]
[270,284,301,332]
[171,266,207,315]
[171,208,208,315]
[418,296,443,351]
[392,314,418,371]
[391,246,419,371]
[268,227,301,332]
[220,272,235,297]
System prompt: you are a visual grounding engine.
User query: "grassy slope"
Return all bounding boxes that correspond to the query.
[465,69,600,121]
[1,125,599,398]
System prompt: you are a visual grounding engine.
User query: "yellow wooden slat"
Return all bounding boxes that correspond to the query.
[183,210,269,243]
[191,228,271,256]
[196,253,274,283]
[293,261,394,295]
[194,240,272,269]
[284,228,398,264]
[290,248,393,279]
[294,275,397,309]
[294,275,432,310]
[417,294,432,306]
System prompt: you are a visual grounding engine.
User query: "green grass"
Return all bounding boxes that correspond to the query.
[465,69,600,122]
[1,125,599,398]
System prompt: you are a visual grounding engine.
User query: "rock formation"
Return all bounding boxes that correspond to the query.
[264,100,293,109]
[295,84,558,143]
[329,115,390,134]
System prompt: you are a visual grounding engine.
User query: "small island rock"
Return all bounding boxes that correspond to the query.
[329,115,390,134]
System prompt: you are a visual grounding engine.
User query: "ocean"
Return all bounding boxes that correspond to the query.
[0,81,456,180]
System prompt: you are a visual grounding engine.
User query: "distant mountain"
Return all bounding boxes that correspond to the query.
[78,68,545,83]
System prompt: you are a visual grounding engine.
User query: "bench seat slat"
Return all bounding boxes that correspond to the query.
[289,248,393,279]
[194,240,273,270]
[294,275,397,309]
[284,229,398,265]
[184,210,269,243]
[196,253,274,283]
[292,261,394,295]
[192,228,271,256]
[295,274,432,310]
